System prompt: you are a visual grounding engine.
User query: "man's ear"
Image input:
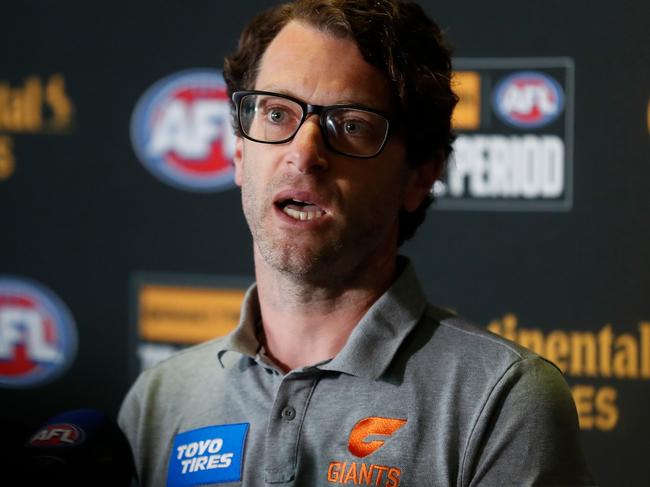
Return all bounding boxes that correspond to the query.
[402,157,442,212]
[233,137,244,186]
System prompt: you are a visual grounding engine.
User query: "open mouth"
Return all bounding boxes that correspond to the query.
[276,198,326,221]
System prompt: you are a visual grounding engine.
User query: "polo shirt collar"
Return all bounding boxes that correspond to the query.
[317,257,427,380]
[218,257,428,380]
[217,285,262,365]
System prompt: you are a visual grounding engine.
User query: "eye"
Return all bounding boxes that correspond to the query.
[267,107,288,124]
[342,120,367,135]
[339,117,373,138]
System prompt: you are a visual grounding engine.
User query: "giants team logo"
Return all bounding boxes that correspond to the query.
[348,417,407,458]
[0,277,77,388]
[492,71,565,129]
[130,69,236,192]
[28,423,85,447]
[327,417,406,486]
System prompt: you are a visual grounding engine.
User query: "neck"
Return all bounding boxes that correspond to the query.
[254,248,398,373]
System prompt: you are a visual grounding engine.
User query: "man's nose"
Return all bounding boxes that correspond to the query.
[285,114,328,173]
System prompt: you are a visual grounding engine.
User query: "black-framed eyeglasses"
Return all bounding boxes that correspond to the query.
[232,90,393,158]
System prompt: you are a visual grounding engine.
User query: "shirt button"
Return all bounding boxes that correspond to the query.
[281,406,296,421]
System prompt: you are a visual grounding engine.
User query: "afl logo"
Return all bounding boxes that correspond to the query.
[0,277,77,388]
[492,71,565,129]
[130,69,236,192]
[29,423,85,447]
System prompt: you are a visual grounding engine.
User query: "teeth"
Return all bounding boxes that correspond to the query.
[283,207,325,221]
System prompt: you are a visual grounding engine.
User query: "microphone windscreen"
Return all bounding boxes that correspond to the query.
[21,409,136,486]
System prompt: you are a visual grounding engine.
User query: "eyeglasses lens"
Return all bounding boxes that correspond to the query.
[324,108,388,157]
[239,93,389,157]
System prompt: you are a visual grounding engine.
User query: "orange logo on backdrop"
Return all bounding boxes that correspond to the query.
[327,417,406,486]
[451,70,481,130]
[138,285,245,344]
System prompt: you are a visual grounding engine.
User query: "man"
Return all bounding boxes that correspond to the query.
[119,1,595,486]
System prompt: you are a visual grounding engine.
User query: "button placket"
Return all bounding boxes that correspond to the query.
[264,372,320,483]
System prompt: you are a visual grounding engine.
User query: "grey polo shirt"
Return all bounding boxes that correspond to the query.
[118,260,595,487]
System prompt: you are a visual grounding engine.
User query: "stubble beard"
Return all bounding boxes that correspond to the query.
[256,229,344,281]
[240,163,402,287]
[241,173,345,282]
[242,197,399,289]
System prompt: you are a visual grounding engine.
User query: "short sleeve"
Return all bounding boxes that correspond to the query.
[462,357,596,486]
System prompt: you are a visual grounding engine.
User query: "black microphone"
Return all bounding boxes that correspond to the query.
[20,409,136,486]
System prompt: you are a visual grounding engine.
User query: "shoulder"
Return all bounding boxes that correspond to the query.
[413,310,592,484]
[144,336,229,373]
[402,305,575,426]
[118,336,236,429]
[126,337,233,400]
[117,337,239,470]
[418,305,558,374]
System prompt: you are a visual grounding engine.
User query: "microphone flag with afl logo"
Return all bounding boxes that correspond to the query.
[20,409,135,486]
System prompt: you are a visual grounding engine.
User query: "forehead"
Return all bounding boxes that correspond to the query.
[254,20,393,111]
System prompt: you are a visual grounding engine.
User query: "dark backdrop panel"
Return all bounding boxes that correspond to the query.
[2,1,648,485]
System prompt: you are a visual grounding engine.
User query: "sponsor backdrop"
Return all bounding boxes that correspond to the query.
[1,1,648,485]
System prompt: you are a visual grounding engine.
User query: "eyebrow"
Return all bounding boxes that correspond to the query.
[256,85,384,111]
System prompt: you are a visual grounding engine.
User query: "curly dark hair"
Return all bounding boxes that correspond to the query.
[224,0,457,245]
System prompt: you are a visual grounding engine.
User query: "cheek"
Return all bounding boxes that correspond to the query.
[343,171,405,219]
[369,165,410,201]
[240,163,259,206]
[239,154,275,223]
[239,174,260,230]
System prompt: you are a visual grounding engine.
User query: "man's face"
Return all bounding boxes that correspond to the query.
[234,20,432,283]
